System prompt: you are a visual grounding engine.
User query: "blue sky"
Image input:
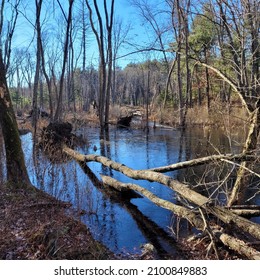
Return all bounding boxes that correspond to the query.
[3,0,171,71]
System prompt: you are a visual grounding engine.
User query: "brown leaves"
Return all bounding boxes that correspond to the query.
[0,183,113,260]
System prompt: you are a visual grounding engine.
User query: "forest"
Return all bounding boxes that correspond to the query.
[0,0,260,260]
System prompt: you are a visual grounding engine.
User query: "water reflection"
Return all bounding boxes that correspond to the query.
[5,124,259,256]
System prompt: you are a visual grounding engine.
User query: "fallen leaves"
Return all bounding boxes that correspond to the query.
[0,183,114,260]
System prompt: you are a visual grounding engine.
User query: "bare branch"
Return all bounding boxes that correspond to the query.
[148,153,255,173]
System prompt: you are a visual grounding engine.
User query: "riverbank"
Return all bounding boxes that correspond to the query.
[16,102,248,134]
[0,182,116,260]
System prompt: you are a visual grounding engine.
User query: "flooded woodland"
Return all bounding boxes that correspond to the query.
[1,116,260,259]
[0,0,260,260]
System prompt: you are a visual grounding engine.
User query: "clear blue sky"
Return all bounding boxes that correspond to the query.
[4,0,170,71]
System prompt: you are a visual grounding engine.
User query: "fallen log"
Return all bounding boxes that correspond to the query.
[101,175,205,229]
[226,205,260,217]
[229,209,260,217]
[101,175,260,260]
[62,145,260,241]
[78,158,179,258]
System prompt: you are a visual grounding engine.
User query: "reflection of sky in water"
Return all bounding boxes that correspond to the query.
[18,126,260,255]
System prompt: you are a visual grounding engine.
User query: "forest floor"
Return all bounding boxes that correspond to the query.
[0,182,117,260]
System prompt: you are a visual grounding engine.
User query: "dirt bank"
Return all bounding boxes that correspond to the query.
[0,183,115,260]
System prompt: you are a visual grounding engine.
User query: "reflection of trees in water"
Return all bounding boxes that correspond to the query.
[80,150,179,258]
[176,127,246,206]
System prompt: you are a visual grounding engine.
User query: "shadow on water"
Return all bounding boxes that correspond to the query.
[5,124,259,257]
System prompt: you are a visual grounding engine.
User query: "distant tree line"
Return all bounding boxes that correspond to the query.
[0,0,259,129]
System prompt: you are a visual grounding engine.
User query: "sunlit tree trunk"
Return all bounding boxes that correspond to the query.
[32,0,42,136]
[54,0,74,121]
[0,52,31,185]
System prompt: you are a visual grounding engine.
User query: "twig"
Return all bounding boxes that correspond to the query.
[198,208,219,260]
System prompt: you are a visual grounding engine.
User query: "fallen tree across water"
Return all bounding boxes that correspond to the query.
[101,175,260,260]
[62,145,260,259]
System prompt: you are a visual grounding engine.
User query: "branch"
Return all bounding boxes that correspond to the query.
[221,159,260,179]
[195,61,252,113]
[148,153,255,173]
[115,47,169,61]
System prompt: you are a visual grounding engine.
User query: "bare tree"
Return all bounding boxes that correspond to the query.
[85,0,115,129]
[0,0,31,185]
[193,0,260,206]
[31,0,42,135]
[54,0,74,121]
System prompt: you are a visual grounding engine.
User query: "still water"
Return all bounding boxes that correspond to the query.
[3,123,259,257]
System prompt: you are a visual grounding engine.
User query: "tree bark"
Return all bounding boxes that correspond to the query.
[0,53,31,186]
[228,108,260,206]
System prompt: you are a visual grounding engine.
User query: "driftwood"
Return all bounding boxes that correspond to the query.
[62,145,260,259]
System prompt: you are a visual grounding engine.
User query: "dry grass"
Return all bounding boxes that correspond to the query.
[151,99,249,129]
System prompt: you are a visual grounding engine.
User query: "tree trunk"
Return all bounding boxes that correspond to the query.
[228,108,260,206]
[176,0,184,127]
[31,0,43,136]
[204,49,210,111]
[54,0,74,121]
[0,53,31,186]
